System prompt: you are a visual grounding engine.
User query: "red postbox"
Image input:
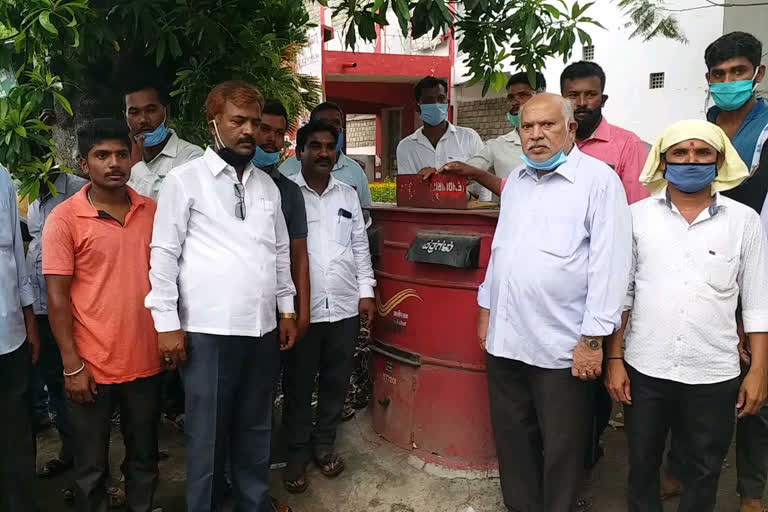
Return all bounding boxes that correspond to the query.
[369,196,499,472]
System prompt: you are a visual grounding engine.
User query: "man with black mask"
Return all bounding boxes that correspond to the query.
[561,61,649,204]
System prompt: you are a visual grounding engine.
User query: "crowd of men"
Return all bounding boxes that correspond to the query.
[2,27,768,512]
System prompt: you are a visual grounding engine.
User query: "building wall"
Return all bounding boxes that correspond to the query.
[456,97,509,141]
[346,114,377,149]
[723,1,768,96]
[453,0,725,144]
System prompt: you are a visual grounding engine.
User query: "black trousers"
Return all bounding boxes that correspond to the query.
[625,364,739,512]
[486,353,592,512]
[736,385,768,500]
[283,316,359,465]
[0,341,36,512]
[35,314,74,463]
[68,374,161,512]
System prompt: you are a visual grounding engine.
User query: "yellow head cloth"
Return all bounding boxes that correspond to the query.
[639,119,748,196]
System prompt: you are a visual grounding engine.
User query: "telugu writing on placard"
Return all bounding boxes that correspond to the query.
[421,240,455,254]
[431,181,464,193]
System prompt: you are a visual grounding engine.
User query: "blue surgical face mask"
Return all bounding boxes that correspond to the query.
[520,131,571,171]
[709,69,759,111]
[136,112,169,147]
[336,130,345,153]
[506,112,520,128]
[252,146,280,168]
[664,162,717,194]
[419,103,449,126]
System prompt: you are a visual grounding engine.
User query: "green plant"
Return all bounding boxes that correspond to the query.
[370,177,396,204]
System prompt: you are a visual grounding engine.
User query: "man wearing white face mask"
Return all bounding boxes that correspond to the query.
[478,93,632,512]
[396,76,483,176]
[125,77,203,200]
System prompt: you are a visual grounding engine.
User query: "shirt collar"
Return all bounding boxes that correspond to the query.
[517,145,581,183]
[503,129,522,145]
[585,117,611,142]
[334,151,350,171]
[409,123,456,147]
[295,169,340,196]
[152,129,180,161]
[71,183,148,218]
[653,185,723,218]
[202,146,256,178]
[707,96,768,123]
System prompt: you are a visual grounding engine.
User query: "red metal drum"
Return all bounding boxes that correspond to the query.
[369,205,499,471]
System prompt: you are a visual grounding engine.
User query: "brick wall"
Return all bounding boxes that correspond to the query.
[457,97,509,141]
[346,114,376,149]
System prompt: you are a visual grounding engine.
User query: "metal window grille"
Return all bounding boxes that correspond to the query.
[583,45,595,61]
[649,72,665,89]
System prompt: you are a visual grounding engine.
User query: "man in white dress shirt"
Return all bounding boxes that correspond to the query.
[281,119,376,494]
[605,120,768,512]
[396,76,483,176]
[477,93,632,512]
[124,77,203,200]
[145,81,297,512]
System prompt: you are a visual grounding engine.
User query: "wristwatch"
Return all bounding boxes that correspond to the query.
[279,313,297,320]
[581,336,603,350]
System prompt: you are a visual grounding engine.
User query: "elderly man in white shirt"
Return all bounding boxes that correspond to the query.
[396,76,483,176]
[476,93,632,512]
[124,79,203,200]
[605,120,768,512]
[281,119,376,494]
[145,81,297,512]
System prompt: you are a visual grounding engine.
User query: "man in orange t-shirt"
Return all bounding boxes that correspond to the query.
[43,119,161,512]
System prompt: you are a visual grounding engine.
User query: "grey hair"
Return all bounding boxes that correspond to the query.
[519,94,575,125]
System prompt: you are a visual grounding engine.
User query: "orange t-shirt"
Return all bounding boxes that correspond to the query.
[42,185,161,384]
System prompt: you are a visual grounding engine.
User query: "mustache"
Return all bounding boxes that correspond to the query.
[575,108,594,115]
[315,158,333,166]
[237,136,256,145]
[526,143,551,150]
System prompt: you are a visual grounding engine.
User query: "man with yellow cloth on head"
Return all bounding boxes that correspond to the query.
[604,119,768,512]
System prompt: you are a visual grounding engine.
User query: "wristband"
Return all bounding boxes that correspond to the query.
[606,356,624,360]
[63,362,86,377]
[279,313,297,319]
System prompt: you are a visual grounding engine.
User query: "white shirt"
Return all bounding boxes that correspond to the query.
[478,146,632,369]
[625,189,768,385]
[146,148,295,337]
[128,130,204,201]
[467,130,524,201]
[291,172,376,323]
[396,123,484,175]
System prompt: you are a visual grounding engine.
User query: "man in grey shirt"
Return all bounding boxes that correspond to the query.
[0,164,41,512]
[26,170,87,479]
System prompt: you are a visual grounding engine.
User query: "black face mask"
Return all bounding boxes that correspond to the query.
[217,147,255,167]
[575,106,602,139]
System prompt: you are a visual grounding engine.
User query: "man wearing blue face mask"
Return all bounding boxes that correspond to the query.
[396,76,483,177]
[478,93,632,512]
[605,120,768,512]
[124,77,203,201]
[279,102,372,225]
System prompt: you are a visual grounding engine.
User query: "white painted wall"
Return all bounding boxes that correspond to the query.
[454,0,725,144]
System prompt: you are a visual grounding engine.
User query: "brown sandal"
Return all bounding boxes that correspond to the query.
[283,461,308,494]
[314,452,345,478]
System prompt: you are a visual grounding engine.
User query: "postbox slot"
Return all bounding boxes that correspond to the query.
[372,340,421,367]
[405,232,481,269]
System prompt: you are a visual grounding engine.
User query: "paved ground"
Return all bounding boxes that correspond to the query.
[35,408,749,511]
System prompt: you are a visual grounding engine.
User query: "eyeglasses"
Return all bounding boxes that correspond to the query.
[234,183,246,220]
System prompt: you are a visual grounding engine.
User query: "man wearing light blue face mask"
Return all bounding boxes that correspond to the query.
[396,76,483,177]
[124,78,203,201]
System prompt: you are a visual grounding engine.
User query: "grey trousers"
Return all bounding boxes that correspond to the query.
[486,353,592,512]
[282,316,359,465]
[0,341,36,512]
[68,374,161,512]
[181,331,279,512]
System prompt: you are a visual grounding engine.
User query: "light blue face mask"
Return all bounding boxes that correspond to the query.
[136,113,169,147]
[520,132,570,170]
[252,146,281,168]
[664,162,717,194]
[419,103,449,126]
[506,112,520,128]
[336,130,345,153]
[709,69,759,111]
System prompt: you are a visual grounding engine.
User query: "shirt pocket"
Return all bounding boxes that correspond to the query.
[334,216,353,247]
[0,202,13,251]
[248,198,276,243]
[703,252,738,292]
[535,219,584,258]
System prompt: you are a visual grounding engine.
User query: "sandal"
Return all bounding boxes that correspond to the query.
[283,461,308,494]
[270,496,294,512]
[62,487,75,503]
[314,452,345,478]
[38,458,73,478]
[660,476,682,501]
[107,486,126,509]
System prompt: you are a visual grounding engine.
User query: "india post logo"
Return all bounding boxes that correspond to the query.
[376,288,422,316]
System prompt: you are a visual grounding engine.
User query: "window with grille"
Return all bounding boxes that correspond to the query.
[583,45,595,61]
[649,72,665,89]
